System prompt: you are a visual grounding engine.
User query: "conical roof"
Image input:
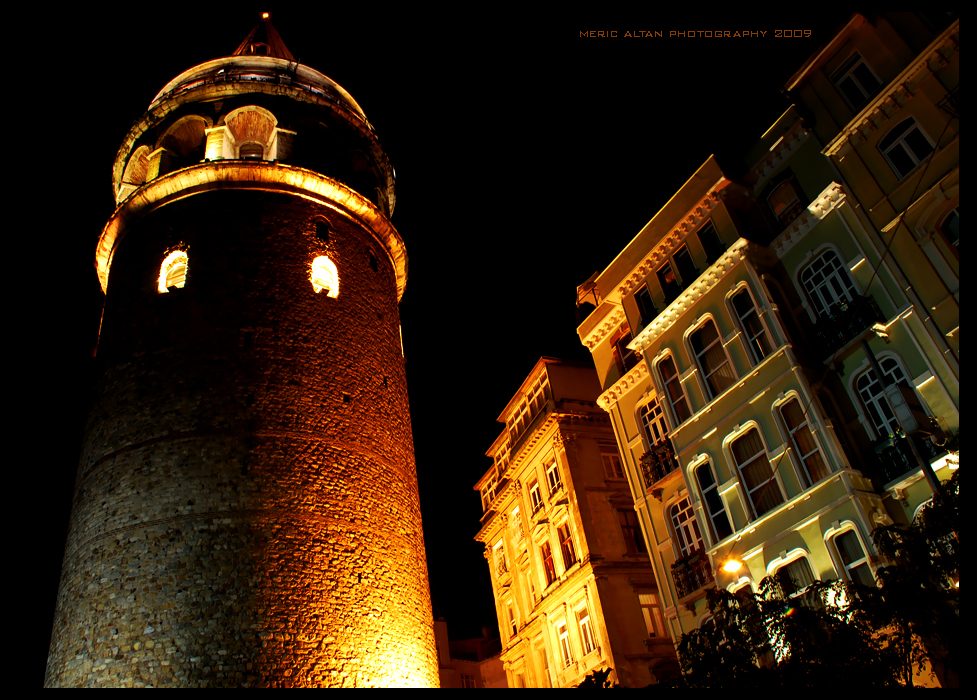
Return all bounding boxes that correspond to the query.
[233,13,295,61]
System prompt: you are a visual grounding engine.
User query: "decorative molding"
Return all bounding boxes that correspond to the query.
[747,121,810,191]
[771,181,847,259]
[581,306,626,349]
[616,191,724,298]
[823,21,959,156]
[597,359,650,411]
[626,239,752,356]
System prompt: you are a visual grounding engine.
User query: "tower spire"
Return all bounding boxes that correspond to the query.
[233,12,295,60]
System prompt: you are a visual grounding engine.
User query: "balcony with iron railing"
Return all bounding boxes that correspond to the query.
[813,295,883,360]
[671,549,714,602]
[873,431,945,486]
[639,441,679,490]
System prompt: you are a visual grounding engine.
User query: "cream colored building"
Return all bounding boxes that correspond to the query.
[474,358,678,687]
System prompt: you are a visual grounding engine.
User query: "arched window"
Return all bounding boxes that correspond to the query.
[239,142,264,160]
[158,250,188,293]
[940,208,959,247]
[656,355,691,425]
[854,356,908,438]
[772,554,817,597]
[311,256,339,297]
[694,461,733,544]
[779,398,831,488]
[689,319,736,399]
[830,529,875,587]
[879,117,935,180]
[669,496,703,557]
[731,428,784,519]
[730,288,773,366]
[638,397,668,447]
[800,249,856,317]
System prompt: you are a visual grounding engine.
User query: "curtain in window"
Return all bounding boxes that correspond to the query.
[781,400,831,485]
[732,430,784,518]
[691,322,735,397]
[778,556,816,596]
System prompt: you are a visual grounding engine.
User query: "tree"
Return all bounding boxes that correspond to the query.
[672,470,960,688]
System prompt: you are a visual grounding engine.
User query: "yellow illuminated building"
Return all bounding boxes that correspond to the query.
[574,15,957,680]
[474,358,679,688]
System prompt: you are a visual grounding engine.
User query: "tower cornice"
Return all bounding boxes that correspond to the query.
[97,161,407,300]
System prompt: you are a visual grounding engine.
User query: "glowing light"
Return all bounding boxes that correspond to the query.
[722,558,743,573]
[262,12,270,18]
[311,255,339,297]
[158,250,188,293]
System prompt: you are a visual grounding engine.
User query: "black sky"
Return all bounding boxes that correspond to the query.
[27,10,853,685]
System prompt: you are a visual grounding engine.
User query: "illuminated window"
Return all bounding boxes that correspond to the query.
[619,509,647,555]
[731,429,784,519]
[731,289,773,365]
[576,606,596,656]
[505,372,551,444]
[158,250,188,293]
[639,593,666,638]
[556,621,573,667]
[689,320,736,399]
[879,117,935,180]
[831,52,881,110]
[800,249,855,317]
[494,540,508,576]
[780,398,831,487]
[669,497,703,557]
[695,461,733,543]
[832,529,875,587]
[528,479,543,513]
[558,522,576,569]
[239,142,264,160]
[541,542,556,587]
[507,600,518,637]
[611,326,638,375]
[311,256,339,297]
[545,460,562,496]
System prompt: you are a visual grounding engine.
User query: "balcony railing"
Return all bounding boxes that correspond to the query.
[874,433,945,485]
[671,550,714,599]
[813,295,883,359]
[639,442,679,489]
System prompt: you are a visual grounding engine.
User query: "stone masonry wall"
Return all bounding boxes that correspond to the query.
[46,191,438,687]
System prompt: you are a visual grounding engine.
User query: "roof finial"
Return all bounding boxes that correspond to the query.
[233,13,295,61]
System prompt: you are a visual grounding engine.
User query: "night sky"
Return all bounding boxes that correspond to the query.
[28,10,852,684]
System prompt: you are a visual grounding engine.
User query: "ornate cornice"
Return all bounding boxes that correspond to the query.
[771,181,846,259]
[581,306,626,349]
[823,20,959,157]
[597,360,650,411]
[747,121,810,191]
[627,239,752,355]
[616,191,724,298]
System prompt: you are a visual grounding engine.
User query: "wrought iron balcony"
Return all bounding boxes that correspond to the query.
[874,432,945,485]
[813,295,883,359]
[671,549,714,600]
[639,441,679,489]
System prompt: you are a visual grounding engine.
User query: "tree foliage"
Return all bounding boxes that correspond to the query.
[672,470,959,688]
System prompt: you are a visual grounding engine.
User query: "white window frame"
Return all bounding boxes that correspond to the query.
[851,354,910,440]
[637,396,669,448]
[654,352,692,428]
[493,540,508,577]
[690,457,734,545]
[598,442,624,480]
[556,620,573,668]
[556,519,577,570]
[724,423,786,521]
[545,459,563,496]
[767,548,820,598]
[830,51,882,110]
[685,315,737,401]
[823,521,876,587]
[158,250,189,293]
[879,116,936,180]
[667,494,704,557]
[575,604,597,657]
[528,478,543,514]
[726,283,774,366]
[798,247,858,319]
[773,392,833,489]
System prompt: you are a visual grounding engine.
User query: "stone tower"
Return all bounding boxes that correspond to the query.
[46,16,437,688]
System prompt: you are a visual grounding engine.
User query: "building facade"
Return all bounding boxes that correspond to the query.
[46,17,438,687]
[474,358,678,688]
[574,12,958,657]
